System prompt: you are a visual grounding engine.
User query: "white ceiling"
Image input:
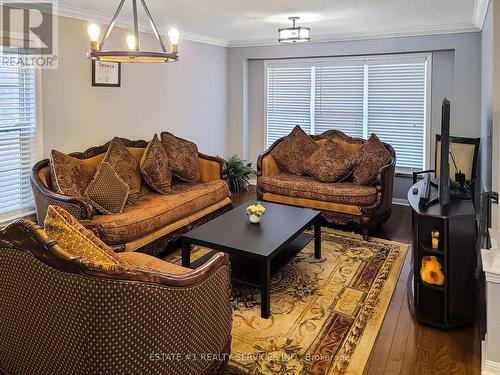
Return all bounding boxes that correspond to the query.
[55,0,488,47]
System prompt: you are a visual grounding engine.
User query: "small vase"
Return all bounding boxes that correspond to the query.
[249,214,261,224]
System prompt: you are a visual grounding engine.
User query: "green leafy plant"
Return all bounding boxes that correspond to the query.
[226,154,256,192]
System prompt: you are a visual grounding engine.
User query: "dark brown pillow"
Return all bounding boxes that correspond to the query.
[50,149,96,198]
[160,132,201,182]
[140,134,172,194]
[85,162,129,214]
[270,126,319,175]
[301,139,360,182]
[102,138,142,200]
[353,134,392,186]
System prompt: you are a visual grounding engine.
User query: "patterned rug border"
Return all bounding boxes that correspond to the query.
[326,229,409,375]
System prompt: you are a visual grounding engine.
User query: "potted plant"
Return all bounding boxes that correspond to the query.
[226,155,256,192]
[245,202,266,224]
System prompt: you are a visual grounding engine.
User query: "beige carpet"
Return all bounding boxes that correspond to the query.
[165,228,409,375]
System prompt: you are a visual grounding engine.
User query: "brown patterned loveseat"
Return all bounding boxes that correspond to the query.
[257,130,396,240]
[0,220,232,375]
[31,138,232,255]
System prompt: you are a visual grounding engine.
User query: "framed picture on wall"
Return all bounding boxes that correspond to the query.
[92,60,121,87]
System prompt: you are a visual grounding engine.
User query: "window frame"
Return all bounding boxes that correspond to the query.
[0,57,43,224]
[264,52,433,174]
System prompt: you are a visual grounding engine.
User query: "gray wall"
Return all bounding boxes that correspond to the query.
[42,16,228,158]
[228,32,482,200]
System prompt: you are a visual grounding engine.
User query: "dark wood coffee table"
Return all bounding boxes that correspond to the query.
[181,201,321,318]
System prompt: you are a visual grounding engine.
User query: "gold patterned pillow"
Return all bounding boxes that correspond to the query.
[353,134,392,186]
[102,138,142,201]
[160,132,201,182]
[301,139,360,182]
[50,150,96,198]
[44,205,123,269]
[85,162,129,214]
[270,126,319,175]
[140,134,172,194]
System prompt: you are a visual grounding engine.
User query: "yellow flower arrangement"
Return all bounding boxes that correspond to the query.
[246,202,266,217]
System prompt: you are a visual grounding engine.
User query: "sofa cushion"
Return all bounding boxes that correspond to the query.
[44,205,123,269]
[160,132,201,182]
[353,134,392,186]
[259,173,377,206]
[87,180,230,244]
[116,252,190,275]
[50,150,96,199]
[85,162,129,214]
[270,126,319,175]
[140,134,172,194]
[301,139,360,182]
[102,138,142,201]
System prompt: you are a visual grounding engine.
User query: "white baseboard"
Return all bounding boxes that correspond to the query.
[482,339,500,375]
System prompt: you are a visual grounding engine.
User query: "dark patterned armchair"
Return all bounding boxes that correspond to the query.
[257,130,396,240]
[0,220,232,375]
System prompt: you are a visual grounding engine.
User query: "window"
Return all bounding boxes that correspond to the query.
[266,54,430,170]
[0,53,38,221]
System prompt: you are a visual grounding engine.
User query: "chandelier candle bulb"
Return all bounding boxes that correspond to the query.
[87,23,101,51]
[168,28,180,54]
[126,35,136,50]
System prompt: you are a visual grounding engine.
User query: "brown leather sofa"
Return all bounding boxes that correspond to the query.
[0,220,232,375]
[257,130,395,239]
[31,138,232,255]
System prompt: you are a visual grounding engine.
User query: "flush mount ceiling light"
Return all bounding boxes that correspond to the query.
[278,17,310,43]
[86,0,179,63]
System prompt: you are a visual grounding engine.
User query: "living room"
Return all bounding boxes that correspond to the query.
[0,0,498,374]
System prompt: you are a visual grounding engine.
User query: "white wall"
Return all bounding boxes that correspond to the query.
[41,16,228,158]
[228,32,482,165]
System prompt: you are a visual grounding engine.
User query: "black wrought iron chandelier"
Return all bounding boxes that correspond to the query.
[278,17,310,43]
[86,0,179,63]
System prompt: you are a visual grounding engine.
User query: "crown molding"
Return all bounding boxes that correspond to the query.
[473,0,490,29]
[46,2,230,47]
[228,23,481,48]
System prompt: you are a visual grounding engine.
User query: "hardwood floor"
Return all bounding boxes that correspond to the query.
[233,185,481,375]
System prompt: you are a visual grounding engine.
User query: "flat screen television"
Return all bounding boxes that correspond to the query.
[439,98,451,206]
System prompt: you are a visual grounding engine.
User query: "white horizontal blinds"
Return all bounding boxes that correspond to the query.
[314,64,365,138]
[0,55,37,217]
[267,64,312,147]
[367,60,427,169]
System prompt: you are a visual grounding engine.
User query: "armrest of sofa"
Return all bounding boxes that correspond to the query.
[198,153,228,182]
[372,144,397,214]
[31,160,94,225]
[257,147,282,178]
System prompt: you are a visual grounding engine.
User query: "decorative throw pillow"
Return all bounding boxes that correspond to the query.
[85,162,129,214]
[140,134,172,194]
[301,139,360,182]
[50,150,96,198]
[353,134,392,186]
[44,205,123,269]
[102,137,142,200]
[160,132,201,181]
[270,125,319,175]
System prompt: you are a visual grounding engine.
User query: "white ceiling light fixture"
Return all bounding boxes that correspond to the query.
[278,17,310,43]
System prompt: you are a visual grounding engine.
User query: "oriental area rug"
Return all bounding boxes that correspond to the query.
[164,228,408,375]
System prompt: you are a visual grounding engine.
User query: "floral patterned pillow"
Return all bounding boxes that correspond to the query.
[160,132,201,182]
[102,137,142,201]
[353,134,392,186]
[301,139,360,182]
[140,134,172,194]
[270,126,319,175]
[50,149,96,199]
